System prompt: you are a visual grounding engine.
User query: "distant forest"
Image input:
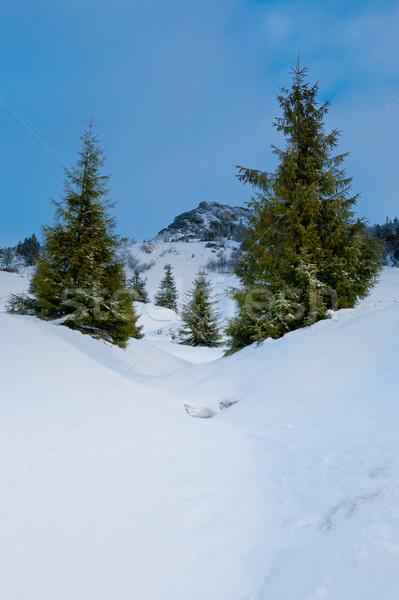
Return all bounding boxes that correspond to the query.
[0,234,40,271]
[368,218,399,265]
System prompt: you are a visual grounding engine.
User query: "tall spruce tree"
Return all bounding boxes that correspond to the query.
[154,264,179,312]
[227,58,382,353]
[179,270,221,347]
[129,269,149,303]
[30,118,142,347]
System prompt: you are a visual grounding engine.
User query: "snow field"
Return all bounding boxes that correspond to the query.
[1,266,399,599]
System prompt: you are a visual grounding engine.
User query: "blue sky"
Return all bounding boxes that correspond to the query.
[1,0,398,245]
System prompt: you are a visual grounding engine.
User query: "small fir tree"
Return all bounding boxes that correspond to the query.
[227,57,382,353]
[128,269,149,303]
[29,118,142,347]
[154,264,179,312]
[179,270,221,347]
[0,247,13,271]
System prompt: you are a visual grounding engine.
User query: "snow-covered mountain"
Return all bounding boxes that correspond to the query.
[117,203,246,326]
[155,201,250,242]
[118,236,239,318]
[1,267,399,599]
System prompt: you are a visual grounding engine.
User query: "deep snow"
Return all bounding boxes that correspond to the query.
[1,267,399,600]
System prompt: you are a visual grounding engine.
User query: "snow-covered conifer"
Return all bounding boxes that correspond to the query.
[29,118,142,347]
[129,269,149,303]
[154,264,179,312]
[227,58,382,353]
[179,270,221,347]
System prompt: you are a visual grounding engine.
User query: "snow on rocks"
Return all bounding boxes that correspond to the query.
[184,404,215,418]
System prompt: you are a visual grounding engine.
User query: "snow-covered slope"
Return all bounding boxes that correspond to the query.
[1,268,399,600]
[113,201,246,329]
[118,238,239,327]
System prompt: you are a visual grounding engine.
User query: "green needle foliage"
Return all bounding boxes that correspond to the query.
[180,270,221,347]
[129,269,150,303]
[154,264,179,312]
[227,58,382,353]
[29,118,143,347]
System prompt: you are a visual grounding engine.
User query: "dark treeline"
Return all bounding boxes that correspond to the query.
[368,219,399,264]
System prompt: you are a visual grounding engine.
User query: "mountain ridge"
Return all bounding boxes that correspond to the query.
[155,201,250,242]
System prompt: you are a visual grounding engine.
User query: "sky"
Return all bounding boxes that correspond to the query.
[0,0,398,246]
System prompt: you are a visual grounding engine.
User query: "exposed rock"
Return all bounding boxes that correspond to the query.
[156,202,250,242]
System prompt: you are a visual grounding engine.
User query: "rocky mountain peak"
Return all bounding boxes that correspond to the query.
[155,202,250,242]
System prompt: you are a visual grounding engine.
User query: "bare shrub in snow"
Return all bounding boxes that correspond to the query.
[205,248,241,274]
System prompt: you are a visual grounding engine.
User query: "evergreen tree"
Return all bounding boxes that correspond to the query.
[0,247,13,271]
[179,270,221,347]
[128,269,149,303]
[30,118,142,347]
[154,264,179,312]
[227,58,382,353]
